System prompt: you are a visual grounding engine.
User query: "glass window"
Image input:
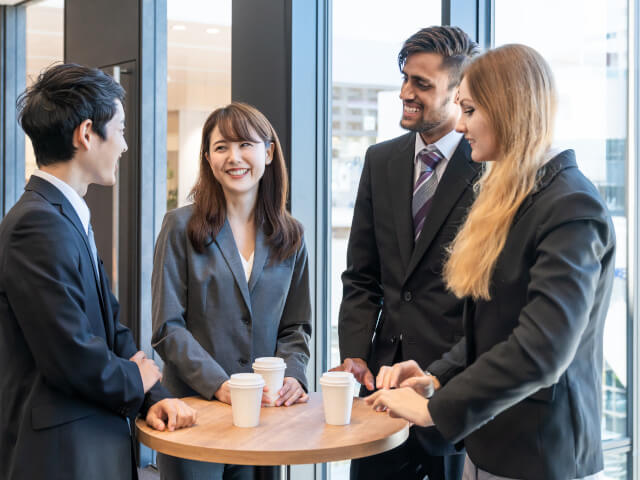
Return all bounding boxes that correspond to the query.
[604,451,629,479]
[330,1,441,477]
[167,0,231,209]
[495,0,629,448]
[25,0,64,182]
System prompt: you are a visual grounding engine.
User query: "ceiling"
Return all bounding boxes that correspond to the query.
[25,1,231,111]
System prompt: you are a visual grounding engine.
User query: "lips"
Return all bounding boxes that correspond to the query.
[403,104,422,114]
[227,168,249,176]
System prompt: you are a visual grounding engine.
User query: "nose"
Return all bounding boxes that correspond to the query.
[455,116,466,134]
[399,81,413,101]
[228,144,241,162]
[122,140,128,154]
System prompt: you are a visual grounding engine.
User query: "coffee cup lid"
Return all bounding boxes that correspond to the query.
[320,371,354,386]
[253,357,286,370]
[228,373,265,388]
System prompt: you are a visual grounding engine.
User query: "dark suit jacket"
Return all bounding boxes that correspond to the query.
[339,132,480,455]
[151,205,311,399]
[428,150,615,479]
[0,176,169,480]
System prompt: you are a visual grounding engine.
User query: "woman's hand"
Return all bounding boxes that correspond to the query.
[365,387,434,427]
[215,380,271,405]
[275,377,308,406]
[214,380,232,404]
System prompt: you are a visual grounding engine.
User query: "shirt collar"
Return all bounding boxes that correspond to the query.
[31,170,91,235]
[414,130,463,162]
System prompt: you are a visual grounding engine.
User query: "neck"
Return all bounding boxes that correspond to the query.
[224,191,257,224]
[39,163,89,197]
[419,113,459,145]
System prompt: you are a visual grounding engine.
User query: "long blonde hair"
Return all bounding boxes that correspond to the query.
[444,44,557,300]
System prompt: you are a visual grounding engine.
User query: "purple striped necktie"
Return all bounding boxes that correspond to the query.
[412,147,443,241]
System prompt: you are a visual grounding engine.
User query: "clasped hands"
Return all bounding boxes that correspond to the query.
[215,377,308,407]
[330,358,437,427]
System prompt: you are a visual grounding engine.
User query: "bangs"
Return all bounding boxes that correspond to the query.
[216,109,267,144]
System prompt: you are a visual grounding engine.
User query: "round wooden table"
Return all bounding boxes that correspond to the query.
[136,392,409,475]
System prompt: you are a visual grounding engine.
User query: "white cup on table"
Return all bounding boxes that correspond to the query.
[319,371,355,425]
[228,373,265,427]
[252,357,286,407]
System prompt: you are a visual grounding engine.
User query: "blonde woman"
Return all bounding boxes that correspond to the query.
[368,44,614,480]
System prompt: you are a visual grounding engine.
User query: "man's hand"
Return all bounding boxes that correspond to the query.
[215,380,270,405]
[145,398,197,432]
[330,358,374,391]
[130,351,162,393]
[376,360,425,390]
[275,377,309,407]
[365,387,434,427]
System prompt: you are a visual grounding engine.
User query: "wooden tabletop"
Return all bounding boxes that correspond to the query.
[136,392,409,465]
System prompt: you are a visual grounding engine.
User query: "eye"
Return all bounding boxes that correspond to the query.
[214,145,227,152]
[240,142,253,148]
[417,82,432,91]
[463,107,475,116]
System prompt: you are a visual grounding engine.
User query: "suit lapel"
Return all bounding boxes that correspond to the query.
[388,133,417,272]
[97,260,115,348]
[213,219,253,314]
[248,227,268,293]
[25,176,109,330]
[404,139,478,281]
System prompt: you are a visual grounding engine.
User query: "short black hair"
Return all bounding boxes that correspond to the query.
[17,63,125,167]
[398,26,479,89]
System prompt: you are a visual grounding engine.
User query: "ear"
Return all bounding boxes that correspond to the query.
[265,142,275,165]
[72,119,94,152]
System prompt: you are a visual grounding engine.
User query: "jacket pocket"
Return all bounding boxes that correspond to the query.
[31,402,102,430]
[528,384,556,403]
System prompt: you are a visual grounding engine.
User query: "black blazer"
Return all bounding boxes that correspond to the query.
[428,150,615,479]
[0,176,168,480]
[339,132,480,455]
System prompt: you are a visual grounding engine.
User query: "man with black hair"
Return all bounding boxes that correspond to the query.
[333,26,480,480]
[0,63,196,480]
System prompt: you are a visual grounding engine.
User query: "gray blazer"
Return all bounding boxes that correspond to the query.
[151,205,312,400]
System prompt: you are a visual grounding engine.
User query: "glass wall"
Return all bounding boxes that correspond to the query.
[494,0,631,471]
[329,1,441,477]
[167,0,231,210]
[24,0,64,182]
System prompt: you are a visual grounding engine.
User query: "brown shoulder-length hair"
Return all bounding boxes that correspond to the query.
[187,102,303,261]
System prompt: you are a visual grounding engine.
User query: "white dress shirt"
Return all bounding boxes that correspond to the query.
[413,130,464,185]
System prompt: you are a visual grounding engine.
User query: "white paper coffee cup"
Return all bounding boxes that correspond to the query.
[228,373,265,427]
[319,371,355,425]
[252,357,286,407]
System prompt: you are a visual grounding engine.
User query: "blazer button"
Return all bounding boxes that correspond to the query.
[239,359,248,366]
[390,336,397,344]
[403,291,412,302]
[242,316,250,325]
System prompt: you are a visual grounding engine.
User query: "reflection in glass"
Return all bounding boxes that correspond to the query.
[604,451,628,479]
[330,2,441,478]
[25,0,64,183]
[167,0,231,209]
[495,0,629,443]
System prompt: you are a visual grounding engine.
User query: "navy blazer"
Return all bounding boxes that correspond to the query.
[0,176,169,480]
[339,132,480,455]
[151,205,312,400]
[428,150,615,479]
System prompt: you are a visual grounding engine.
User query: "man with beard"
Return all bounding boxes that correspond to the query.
[333,26,479,480]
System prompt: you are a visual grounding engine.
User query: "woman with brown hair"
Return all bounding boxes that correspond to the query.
[151,102,311,479]
[368,44,614,480]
